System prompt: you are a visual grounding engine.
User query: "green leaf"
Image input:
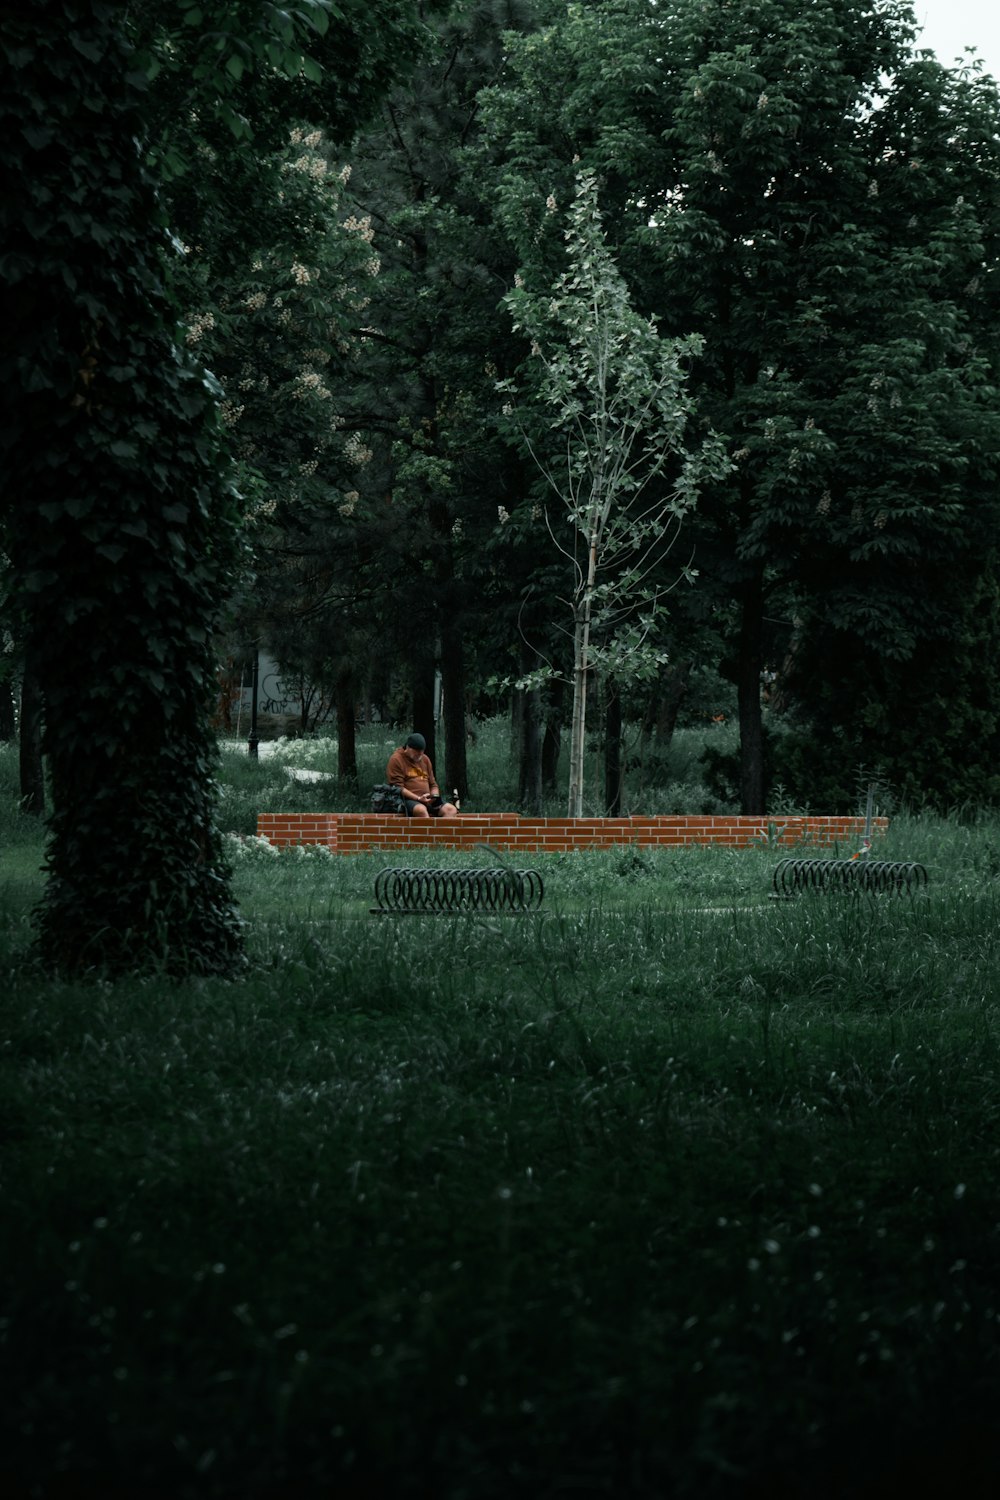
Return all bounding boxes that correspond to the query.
[217,102,251,139]
[21,572,59,593]
[70,33,103,63]
[64,497,95,519]
[309,5,332,36]
[159,149,187,180]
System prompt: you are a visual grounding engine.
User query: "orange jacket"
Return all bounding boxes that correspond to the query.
[386,747,438,803]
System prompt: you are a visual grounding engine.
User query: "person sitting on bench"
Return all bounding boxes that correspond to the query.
[386,733,458,818]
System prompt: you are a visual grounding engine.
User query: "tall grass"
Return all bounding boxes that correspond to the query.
[214,715,740,832]
[3,740,1000,1496]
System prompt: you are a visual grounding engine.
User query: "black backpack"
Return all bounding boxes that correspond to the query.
[371,783,404,814]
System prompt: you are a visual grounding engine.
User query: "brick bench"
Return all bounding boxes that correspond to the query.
[256,812,888,855]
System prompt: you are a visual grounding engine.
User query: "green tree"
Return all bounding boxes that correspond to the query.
[0,0,452,973]
[160,116,387,769]
[1,1,246,973]
[500,168,729,816]
[482,0,1000,811]
[270,0,542,801]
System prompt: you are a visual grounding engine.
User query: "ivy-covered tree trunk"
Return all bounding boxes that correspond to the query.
[18,659,45,818]
[0,676,15,744]
[1,2,243,974]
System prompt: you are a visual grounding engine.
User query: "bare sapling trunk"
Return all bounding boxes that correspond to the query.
[500,169,730,819]
[568,532,599,818]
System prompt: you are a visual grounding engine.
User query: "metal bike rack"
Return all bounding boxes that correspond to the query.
[371,867,544,916]
[771,858,929,898]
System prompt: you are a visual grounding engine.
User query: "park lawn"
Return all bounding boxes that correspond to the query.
[0,843,43,920]
[2,814,1000,1496]
[228,840,781,927]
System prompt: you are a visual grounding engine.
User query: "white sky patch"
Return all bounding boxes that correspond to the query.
[913,0,1000,83]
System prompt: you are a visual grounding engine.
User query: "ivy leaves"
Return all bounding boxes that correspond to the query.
[1,0,245,973]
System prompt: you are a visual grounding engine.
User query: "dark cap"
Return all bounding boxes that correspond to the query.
[405,733,426,751]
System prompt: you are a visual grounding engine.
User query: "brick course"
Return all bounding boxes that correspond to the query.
[256,812,888,855]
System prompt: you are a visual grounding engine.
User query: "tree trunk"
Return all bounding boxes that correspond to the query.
[604,677,622,815]
[19,661,45,816]
[737,571,766,814]
[2,4,243,974]
[567,532,600,817]
[298,677,314,736]
[654,660,692,749]
[0,674,15,743]
[567,628,586,816]
[518,686,544,814]
[412,652,437,769]
[440,611,468,804]
[542,680,563,794]
[336,671,358,783]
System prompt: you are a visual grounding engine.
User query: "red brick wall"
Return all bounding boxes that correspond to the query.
[255,812,888,854]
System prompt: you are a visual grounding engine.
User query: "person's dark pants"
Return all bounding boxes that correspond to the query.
[402,797,443,816]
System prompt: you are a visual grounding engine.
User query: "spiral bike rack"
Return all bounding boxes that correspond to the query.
[772,858,929,899]
[371,867,545,916]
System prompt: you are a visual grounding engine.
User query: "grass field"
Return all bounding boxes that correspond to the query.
[3,733,1000,1498]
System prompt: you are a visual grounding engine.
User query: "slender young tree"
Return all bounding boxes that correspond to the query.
[501,169,729,817]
